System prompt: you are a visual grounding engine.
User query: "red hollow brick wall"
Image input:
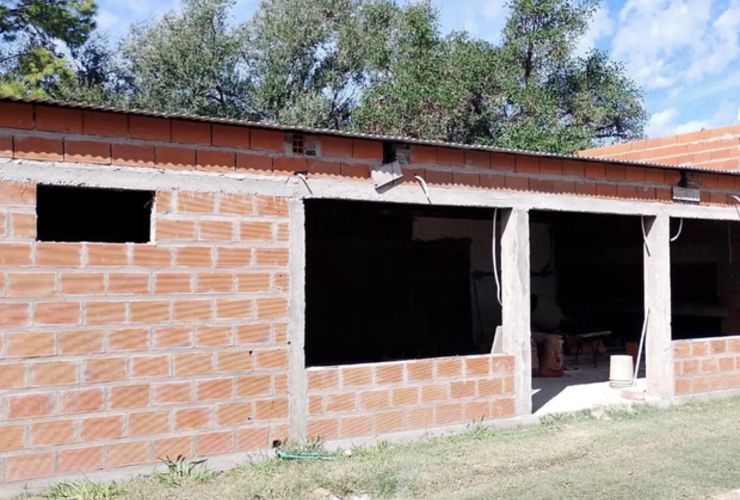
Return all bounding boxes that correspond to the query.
[0,181,290,483]
[306,354,516,440]
[673,337,740,395]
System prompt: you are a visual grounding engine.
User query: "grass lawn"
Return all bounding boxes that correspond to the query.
[33,398,740,500]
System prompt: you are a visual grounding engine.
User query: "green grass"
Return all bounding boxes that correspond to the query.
[30,398,740,500]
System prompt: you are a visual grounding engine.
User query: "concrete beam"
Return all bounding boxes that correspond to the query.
[288,199,308,441]
[500,208,532,416]
[643,214,674,399]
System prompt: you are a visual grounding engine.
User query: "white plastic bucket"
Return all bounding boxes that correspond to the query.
[609,355,634,388]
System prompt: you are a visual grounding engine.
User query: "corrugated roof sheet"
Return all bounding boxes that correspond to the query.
[2,94,735,175]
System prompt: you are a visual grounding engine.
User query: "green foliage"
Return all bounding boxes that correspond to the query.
[278,438,327,455]
[154,455,217,486]
[42,480,120,500]
[0,0,98,97]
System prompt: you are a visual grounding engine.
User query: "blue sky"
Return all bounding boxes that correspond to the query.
[96,0,740,139]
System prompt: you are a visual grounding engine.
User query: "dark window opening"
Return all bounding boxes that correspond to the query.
[306,200,490,367]
[37,185,154,243]
[382,142,396,164]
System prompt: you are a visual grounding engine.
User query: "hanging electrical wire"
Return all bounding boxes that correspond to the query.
[492,207,502,306]
[414,175,431,204]
[295,172,312,194]
[670,218,683,242]
[640,216,651,257]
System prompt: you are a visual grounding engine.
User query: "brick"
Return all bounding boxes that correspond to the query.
[375,410,404,433]
[466,357,491,376]
[562,160,585,177]
[34,301,79,325]
[173,298,212,321]
[407,360,434,381]
[65,139,111,164]
[58,446,104,474]
[219,193,254,215]
[236,272,271,293]
[0,302,30,327]
[153,326,192,348]
[7,392,54,419]
[154,272,193,293]
[309,395,324,415]
[129,300,171,323]
[81,415,124,441]
[107,440,150,467]
[213,124,249,148]
[37,242,82,267]
[130,116,171,141]
[341,415,373,437]
[236,153,273,173]
[156,146,196,170]
[391,387,419,406]
[236,374,272,397]
[353,139,382,160]
[256,248,289,268]
[711,339,727,354]
[692,341,710,357]
[539,158,563,175]
[575,181,597,196]
[236,427,270,451]
[492,356,515,374]
[359,389,389,410]
[175,407,211,430]
[0,243,31,267]
[132,355,170,378]
[215,248,252,269]
[426,169,453,185]
[198,149,236,171]
[177,246,213,267]
[172,120,210,144]
[453,171,480,187]
[14,135,63,161]
[478,378,503,396]
[60,388,103,414]
[199,220,234,241]
[196,325,232,346]
[154,381,193,404]
[216,349,253,373]
[450,380,476,399]
[322,136,353,157]
[156,219,196,241]
[7,273,55,297]
[0,363,27,389]
[110,384,150,409]
[129,410,170,436]
[153,436,193,460]
[10,212,36,238]
[239,222,272,243]
[31,419,76,446]
[407,407,434,428]
[255,397,289,420]
[308,368,339,391]
[61,272,105,295]
[31,361,77,386]
[255,195,288,216]
[465,401,491,421]
[36,105,82,133]
[0,425,25,451]
[308,159,341,177]
[436,358,463,378]
[438,147,464,166]
[308,418,340,440]
[197,378,233,401]
[85,357,126,383]
[108,273,150,294]
[465,150,490,169]
[421,384,448,403]
[7,451,54,482]
[83,110,128,137]
[0,181,35,206]
[257,297,288,319]
[0,101,33,129]
[197,430,234,456]
[515,156,539,173]
[174,352,213,376]
[86,300,127,324]
[7,331,53,357]
[273,156,307,174]
[112,143,155,167]
[255,347,288,369]
[505,175,529,191]
[342,365,373,387]
[0,134,12,157]
[326,393,356,413]
[86,243,128,266]
[250,129,285,152]
[179,191,217,213]
[436,402,464,425]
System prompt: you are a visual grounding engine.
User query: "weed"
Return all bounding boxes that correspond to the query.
[43,481,120,500]
[278,438,327,455]
[464,419,492,440]
[154,456,216,486]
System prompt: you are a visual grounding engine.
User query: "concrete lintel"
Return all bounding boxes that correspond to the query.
[2,159,740,221]
[288,198,308,441]
[500,208,532,417]
[643,214,674,399]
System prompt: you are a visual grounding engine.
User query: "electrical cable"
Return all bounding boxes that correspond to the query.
[295,172,312,194]
[640,216,651,257]
[414,175,431,204]
[670,218,683,242]
[492,207,502,306]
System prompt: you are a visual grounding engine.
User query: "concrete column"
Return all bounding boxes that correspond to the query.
[288,199,308,440]
[643,214,674,399]
[500,208,532,416]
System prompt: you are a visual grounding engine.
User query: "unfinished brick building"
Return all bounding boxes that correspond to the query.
[1,96,740,489]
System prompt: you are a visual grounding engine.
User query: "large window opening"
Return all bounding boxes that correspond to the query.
[670,219,740,340]
[529,211,644,414]
[305,200,498,367]
[37,185,154,243]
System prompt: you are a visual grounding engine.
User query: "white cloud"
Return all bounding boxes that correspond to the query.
[646,100,739,137]
[576,4,613,56]
[611,0,740,90]
[646,108,680,137]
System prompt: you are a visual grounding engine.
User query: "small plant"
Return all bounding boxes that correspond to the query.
[43,481,120,500]
[464,419,492,440]
[278,438,326,455]
[154,455,216,486]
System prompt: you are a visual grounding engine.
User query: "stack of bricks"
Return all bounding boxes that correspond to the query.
[1,100,738,208]
[579,125,740,172]
[306,354,515,440]
[673,337,740,395]
[0,181,290,483]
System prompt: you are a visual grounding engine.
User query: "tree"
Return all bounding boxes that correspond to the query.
[0,0,97,97]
